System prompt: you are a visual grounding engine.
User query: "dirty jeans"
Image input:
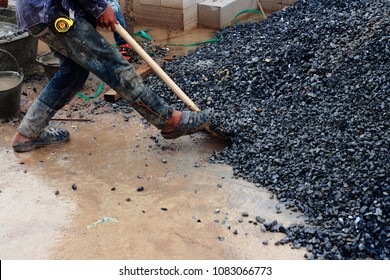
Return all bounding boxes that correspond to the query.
[106,0,127,46]
[18,16,171,139]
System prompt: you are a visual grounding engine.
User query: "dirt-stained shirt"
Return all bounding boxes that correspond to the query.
[15,0,108,30]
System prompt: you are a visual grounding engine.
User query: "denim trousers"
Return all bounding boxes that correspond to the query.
[106,0,127,46]
[18,16,151,138]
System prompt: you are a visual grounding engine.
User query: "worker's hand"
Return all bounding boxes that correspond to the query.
[97,5,118,32]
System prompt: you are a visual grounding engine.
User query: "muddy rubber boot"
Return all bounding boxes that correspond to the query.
[160,109,214,139]
[131,87,213,139]
[14,99,70,152]
[17,99,58,139]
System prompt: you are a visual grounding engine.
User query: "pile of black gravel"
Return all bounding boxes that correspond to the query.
[144,0,389,259]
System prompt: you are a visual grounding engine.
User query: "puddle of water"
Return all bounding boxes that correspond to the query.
[1,113,305,260]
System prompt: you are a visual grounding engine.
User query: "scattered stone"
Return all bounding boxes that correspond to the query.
[241,211,249,217]
[161,207,168,211]
[137,186,144,192]
[143,0,389,260]
[256,216,265,224]
[73,0,390,260]
[71,183,77,191]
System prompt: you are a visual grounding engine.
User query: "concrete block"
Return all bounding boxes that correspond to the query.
[282,0,297,5]
[135,0,204,9]
[134,3,198,30]
[161,0,203,9]
[198,0,259,29]
[136,0,161,6]
[260,1,282,12]
[261,0,281,3]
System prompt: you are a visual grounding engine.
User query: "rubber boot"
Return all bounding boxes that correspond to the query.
[17,99,58,139]
[131,87,173,130]
[131,87,213,139]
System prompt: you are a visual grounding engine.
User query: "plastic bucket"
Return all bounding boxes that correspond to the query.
[36,52,60,80]
[0,49,24,118]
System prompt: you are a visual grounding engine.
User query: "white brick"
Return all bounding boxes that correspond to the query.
[260,1,282,12]
[264,0,282,3]
[136,0,161,6]
[161,0,203,9]
[282,0,297,5]
[134,3,198,30]
[198,0,259,29]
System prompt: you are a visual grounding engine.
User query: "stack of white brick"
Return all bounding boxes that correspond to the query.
[132,0,298,31]
[133,0,204,31]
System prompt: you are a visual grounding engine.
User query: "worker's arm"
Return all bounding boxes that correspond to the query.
[96,4,118,32]
[76,0,118,32]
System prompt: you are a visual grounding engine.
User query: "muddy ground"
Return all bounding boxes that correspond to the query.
[0,26,307,260]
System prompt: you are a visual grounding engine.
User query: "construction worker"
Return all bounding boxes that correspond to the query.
[12,0,213,152]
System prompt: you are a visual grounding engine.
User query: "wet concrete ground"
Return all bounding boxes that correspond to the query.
[0,114,306,260]
[0,25,306,260]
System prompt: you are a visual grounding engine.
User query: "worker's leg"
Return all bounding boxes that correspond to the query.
[40,16,213,137]
[12,51,90,152]
[35,16,146,103]
[15,16,212,150]
[131,87,213,138]
[17,55,89,139]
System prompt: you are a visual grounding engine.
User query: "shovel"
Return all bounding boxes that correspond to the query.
[114,23,224,139]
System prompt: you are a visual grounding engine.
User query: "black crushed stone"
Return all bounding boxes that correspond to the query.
[127,41,168,64]
[143,0,389,260]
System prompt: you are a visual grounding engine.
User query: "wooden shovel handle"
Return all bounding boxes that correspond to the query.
[115,24,200,112]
